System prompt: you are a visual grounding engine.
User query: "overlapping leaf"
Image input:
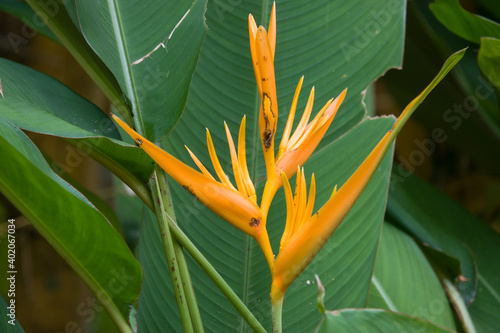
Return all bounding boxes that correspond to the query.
[0,57,154,185]
[73,0,208,141]
[367,222,456,330]
[387,169,500,333]
[0,115,142,317]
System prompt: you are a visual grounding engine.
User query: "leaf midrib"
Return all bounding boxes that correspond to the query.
[107,0,144,133]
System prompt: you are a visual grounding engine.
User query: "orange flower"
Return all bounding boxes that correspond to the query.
[270,124,391,303]
[261,79,346,215]
[111,114,274,269]
[269,44,466,302]
[248,5,347,216]
[248,3,277,183]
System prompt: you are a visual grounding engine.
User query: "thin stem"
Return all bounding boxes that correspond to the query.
[104,301,133,333]
[442,278,477,333]
[271,296,284,333]
[156,171,204,332]
[166,215,267,333]
[152,167,194,333]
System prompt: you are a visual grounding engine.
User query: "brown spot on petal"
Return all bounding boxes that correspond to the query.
[262,93,275,148]
[264,129,273,148]
[182,185,199,200]
[135,138,142,146]
[249,217,261,227]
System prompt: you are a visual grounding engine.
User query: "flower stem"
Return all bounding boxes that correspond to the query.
[155,169,204,332]
[271,296,284,333]
[152,166,194,333]
[166,216,267,333]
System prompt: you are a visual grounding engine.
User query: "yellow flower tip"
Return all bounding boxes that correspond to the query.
[249,14,261,95]
[268,1,277,59]
[248,14,257,34]
[111,114,142,144]
[328,88,347,116]
[237,115,257,202]
[330,184,338,199]
[185,145,215,180]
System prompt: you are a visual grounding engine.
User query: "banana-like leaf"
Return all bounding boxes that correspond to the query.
[73,0,208,141]
[387,169,500,333]
[367,222,456,330]
[478,37,500,95]
[0,57,154,187]
[430,0,500,43]
[0,115,142,318]
[24,0,129,121]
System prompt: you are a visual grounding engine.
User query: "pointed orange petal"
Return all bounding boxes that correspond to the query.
[279,171,295,252]
[273,128,393,296]
[302,173,316,228]
[225,121,247,196]
[185,145,215,180]
[288,86,315,148]
[248,14,262,96]
[237,116,256,202]
[276,89,346,182]
[111,114,263,236]
[291,98,333,150]
[268,1,276,60]
[278,76,304,160]
[206,128,236,190]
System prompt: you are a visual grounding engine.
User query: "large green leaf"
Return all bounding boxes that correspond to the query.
[23,0,129,121]
[73,0,208,141]
[0,57,154,186]
[315,309,455,333]
[135,202,183,332]
[0,115,142,318]
[430,0,500,43]
[387,169,500,333]
[367,222,456,330]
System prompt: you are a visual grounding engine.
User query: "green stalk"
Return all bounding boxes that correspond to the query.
[152,166,194,333]
[271,296,284,333]
[166,216,267,333]
[155,170,204,332]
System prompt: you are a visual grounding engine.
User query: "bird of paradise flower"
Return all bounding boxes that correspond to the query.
[112,2,465,331]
